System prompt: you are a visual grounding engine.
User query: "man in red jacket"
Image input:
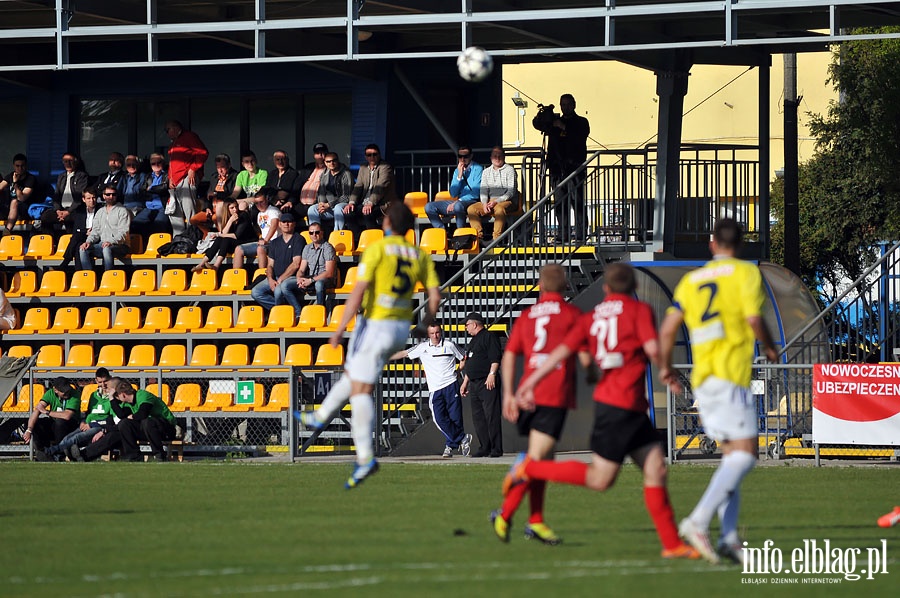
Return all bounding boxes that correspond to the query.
[165,120,209,236]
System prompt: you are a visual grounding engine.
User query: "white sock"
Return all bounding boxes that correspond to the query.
[689,450,756,530]
[350,393,375,465]
[315,376,352,423]
[718,488,741,545]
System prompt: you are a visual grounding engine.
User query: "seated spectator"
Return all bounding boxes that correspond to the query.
[0,153,36,235]
[233,187,281,270]
[425,145,482,230]
[287,142,328,225]
[133,153,171,238]
[231,150,268,209]
[296,222,337,309]
[96,152,126,193]
[467,146,518,241]
[192,198,256,272]
[251,212,307,319]
[110,381,176,462]
[22,376,80,454]
[56,186,99,270]
[308,152,353,233]
[347,143,398,233]
[193,153,237,236]
[268,149,301,210]
[120,155,147,214]
[41,368,113,461]
[40,152,90,238]
[79,184,132,271]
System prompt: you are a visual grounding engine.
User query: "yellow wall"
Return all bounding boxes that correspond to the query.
[502,52,834,181]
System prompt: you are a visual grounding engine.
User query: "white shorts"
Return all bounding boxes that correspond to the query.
[693,376,758,442]
[343,317,410,385]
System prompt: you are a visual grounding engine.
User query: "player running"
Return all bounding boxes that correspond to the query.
[490,263,589,545]
[659,218,778,563]
[296,202,441,488]
[507,263,700,560]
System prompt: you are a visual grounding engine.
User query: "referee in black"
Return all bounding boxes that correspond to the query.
[460,312,503,457]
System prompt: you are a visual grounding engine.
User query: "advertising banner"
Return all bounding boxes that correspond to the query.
[812,363,900,445]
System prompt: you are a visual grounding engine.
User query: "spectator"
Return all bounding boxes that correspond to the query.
[308,152,353,233]
[347,143,398,233]
[40,152,89,238]
[233,186,281,270]
[268,149,301,210]
[191,198,256,272]
[0,286,15,330]
[55,187,99,270]
[192,153,237,236]
[292,142,329,224]
[133,153,170,238]
[79,184,131,271]
[425,145,482,230]
[22,376,80,453]
[468,146,518,241]
[390,323,472,459]
[296,222,337,310]
[165,120,209,236]
[110,381,177,462]
[41,368,113,462]
[231,150,268,208]
[120,155,146,214]
[250,212,306,320]
[96,152,126,193]
[532,93,590,243]
[0,153,36,235]
[460,312,503,458]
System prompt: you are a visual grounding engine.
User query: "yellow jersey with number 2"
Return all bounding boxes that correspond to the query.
[357,235,440,322]
[669,256,766,388]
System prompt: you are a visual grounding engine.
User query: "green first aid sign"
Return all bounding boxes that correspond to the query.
[235,381,255,405]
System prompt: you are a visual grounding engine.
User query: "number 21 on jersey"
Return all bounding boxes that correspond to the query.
[591,314,624,369]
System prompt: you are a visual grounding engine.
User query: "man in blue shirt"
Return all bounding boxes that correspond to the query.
[425,145,483,230]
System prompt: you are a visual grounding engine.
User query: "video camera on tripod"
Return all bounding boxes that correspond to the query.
[534,103,560,130]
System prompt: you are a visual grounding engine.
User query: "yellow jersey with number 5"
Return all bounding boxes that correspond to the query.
[357,235,440,322]
[669,256,765,388]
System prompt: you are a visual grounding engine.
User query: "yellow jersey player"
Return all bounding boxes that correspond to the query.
[296,202,441,488]
[659,218,777,564]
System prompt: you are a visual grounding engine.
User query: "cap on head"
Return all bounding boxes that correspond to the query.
[464,312,485,325]
[279,212,295,223]
[313,143,328,154]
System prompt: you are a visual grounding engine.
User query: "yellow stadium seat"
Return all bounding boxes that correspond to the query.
[169,383,202,411]
[146,383,171,405]
[66,344,95,368]
[251,343,281,368]
[95,344,125,367]
[257,382,290,412]
[405,229,416,245]
[186,268,218,294]
[334,266,358,295]
[6,307,50,335]
[328,229,354,256]
[226,305,265,333]
[138,306,172,333]
[6,270,38,297]
[452,227,480,254]
[194,388,233,412]
[24,234,54,260]
[80,384,98,412]
[220,343,249,368]
[223,383,266,411]
[6,345,33,358]
[31,270,67,297]
[300,231,311,244]
[59,270,98,297]
[419,227,447,254]
[0,234,25,259]
[132,232,171,259]
[11,383,45,412]
[129,234,144,256]
[198,305,232,333]
[51,234,71,260]
[321,304,355,332]
[189,344,218,367]
[258,305,295,332]
[158,344,187,368]
[314,343,344,367]
[354,229,384,256]
[1,389,16,411]
[404,191,428,217]
[294,304,326,332]
[171,306,203,333]
[434,190,453,201]
[100,306,141,335]
[119,269,157,296]
[147,268,187,296]
[71,306,111,334]
[283,343,312,367]
[90,269,128,296]
[38,307,80,335]
[127,344,157,367]
[206,268,248,296]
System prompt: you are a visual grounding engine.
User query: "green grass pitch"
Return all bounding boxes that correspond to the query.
[2,460,897,597]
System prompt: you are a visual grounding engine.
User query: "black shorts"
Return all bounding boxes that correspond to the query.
[517,405,568,440]
[590,402,661,464]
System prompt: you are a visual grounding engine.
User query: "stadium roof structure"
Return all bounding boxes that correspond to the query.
[2,0,900,76]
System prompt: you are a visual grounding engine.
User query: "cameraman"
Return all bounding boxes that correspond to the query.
[532,93,590,243]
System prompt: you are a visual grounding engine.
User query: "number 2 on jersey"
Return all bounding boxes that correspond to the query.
[699,282,719,322]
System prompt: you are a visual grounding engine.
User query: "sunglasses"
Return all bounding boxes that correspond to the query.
[458,153,471,159]
[324,159,336,164]
[150,161,163,165]
[274,156,286,161]
[103,192,115,196]
[125,162,138,167]
[365,152,379,157]
[309,230,322,235]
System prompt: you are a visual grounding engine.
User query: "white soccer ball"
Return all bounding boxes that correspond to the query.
[457,46,494,83]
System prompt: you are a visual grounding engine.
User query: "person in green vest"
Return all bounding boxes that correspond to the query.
[23,377,80,453]
[42,368,113,461]
[111,381,177,462]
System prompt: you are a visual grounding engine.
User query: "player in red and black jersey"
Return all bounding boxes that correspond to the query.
[491,264,590,545]
[506,263,699,559]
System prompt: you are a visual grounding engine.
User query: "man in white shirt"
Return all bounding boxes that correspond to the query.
[78,185,131,271]
[391,324,472,458]
[233,186,281,270]
[467,146,518,241]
